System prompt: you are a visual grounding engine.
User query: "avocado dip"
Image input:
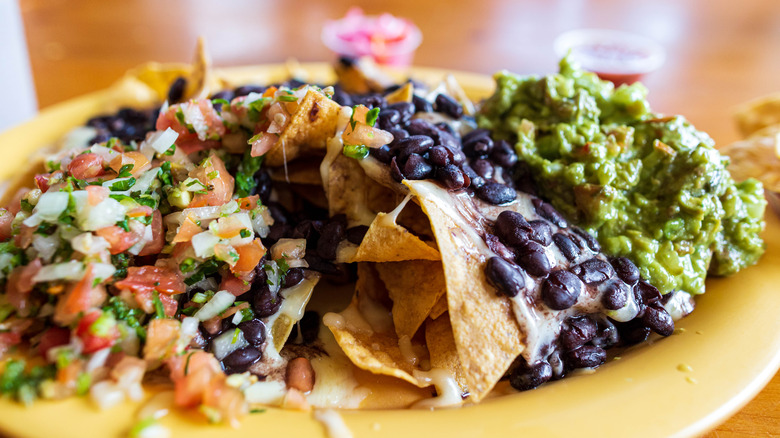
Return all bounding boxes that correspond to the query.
[477,57,766,296]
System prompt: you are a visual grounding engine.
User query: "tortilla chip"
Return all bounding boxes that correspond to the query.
[323,151,380,225]
[405,180,523,401]
[425,315,468,394]
[268,159,324,185]
[186,37,212,99]
[429,295,448,320]
[735,92,780,137]
[265,89,342,167]
[375,261,446,339]
[334,57,394,94]
[351,209,440,263]
[323,264,429,387]
[385,82,414,104]
[269,271,321,352]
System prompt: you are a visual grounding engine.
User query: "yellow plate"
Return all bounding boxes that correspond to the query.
[0,64,779,438]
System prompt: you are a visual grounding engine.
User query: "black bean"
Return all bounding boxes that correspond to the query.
[283,268,304,288]
[167,77,187,103]
[354,94,386,109]
[463,136,494,159]
[560,316,598,351]
[317,221,346,260]
[435,129,460,151]
[238,319,267,348]
[299,311,320,344]
[377,109,401,130]
[564,345,606,369]
[404,119,439,138]
[234,85,266,97]
[209,90,234,109]
[252,284,283,317]
[388,102,415,123]
[223,346,262,373]
[601,279,630,310]
[635,279,662,304]
[460,164,484,189]
[462,128,490,145]
[387,127,409,141]
[412,94,433,113]
[490,139,518,168]
[485,256,526,297]
[542,270,581,309]
[472,159,494,179]
[494,211,532,246]
[528,220,553,246]
[517,242,551,277]
[572,258,615,285]
[532,198,568,228]
[434,93,464,119]
[369,145,393,164]
[610,257,639,284]
[253,169,273,203]
[390,156,404,182]
[303,253,344,277]
[642,303,674,336]
[331,87,353,106]
[476,182,516,205]
[402,153,433,180]
[509,361,553,391]
[435,121,459,138]
[485,234,516,262]
[345,225,369,244]
[591,318,619,349]
[618,319,651,345]
[553,233,579,261]
[429,146,451,167]
[571,228,601,252]
[392,135,434,159]
[436,164,466,190]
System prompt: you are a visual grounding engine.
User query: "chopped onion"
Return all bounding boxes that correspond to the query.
[265,261,281,295]
[270,238,306,261]
[88,144,122,162]
[61,126,99,150]
[182,101,210,141]
[193,290,235,321]
[78,197,126,231]
[191,231,220,258]
[147,128,179,154]
[211,329,248,360]
[250,133,278,157]
[33,261,84,283]
[70,233,110,257]
[86,348,111,373]
[92,263,117,281]
[250,206,272,238]
[244,380,287,404]
[31,233,60,263]
[606,293,640,322]
[90,380,125,410]
[26,191,70,224]
[127,224,153,256]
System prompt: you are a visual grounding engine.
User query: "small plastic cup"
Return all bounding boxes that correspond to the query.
[553,29,666,85]
[321,8,422,67]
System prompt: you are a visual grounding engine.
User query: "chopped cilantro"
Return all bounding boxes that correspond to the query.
[343,144,370,160]
[239,229,252,238]
[75,372,91,396]
[235,148,264,198]
[0,359,56,406]
[152,291,165,319]
[247,97,271,122]
[109,177,136,191]
[46,160,61,171]
[158,161,173,186]
[184,259,221,286]
[179,257,197,273]
[366,107,380,127]
[103,296,146,340]
[116,218,129,231]
[230,327,241,344]
[211,98,229,107]
[19,199,33,213]
[277,94,298,102]
[250,408,266,414]
[110,253,130,280]
[163,144,176,156]
[117,164,134,178]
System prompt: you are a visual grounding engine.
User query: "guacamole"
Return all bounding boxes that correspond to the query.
[478,58,766,295]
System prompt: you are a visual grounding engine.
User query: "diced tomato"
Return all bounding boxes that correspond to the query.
[231,239,266,275]
[0,208,14,240]
[236,195,259,211]
[138,211,164,256]
[203,379,248,427]
[6,258,42,314]
[114,266,186,296]
[108,151,151,177]
[34,174,51,193]
[156,100,226,155]
[263,87,277,98]
[172,217,202,243]
[219,272,252,297]
[127,205,153,218]
[85,185,109,206]
[96,225,141,255]
[143,318,180,361]
[54,264,107,325]
[5,188,27,215]
[38,326,71,360]
[167,350,224,408]
[13,224,35,249]
[68,153,105,180]
[132,288,178,317]
[75,310,119,354]
[0,332,22,357]
[188,153,235,208]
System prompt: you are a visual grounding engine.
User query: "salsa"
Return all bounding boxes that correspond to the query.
[478,57,766,295]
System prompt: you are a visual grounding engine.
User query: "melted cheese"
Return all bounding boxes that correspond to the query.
[313,409,353,438]
[411,368,463,409]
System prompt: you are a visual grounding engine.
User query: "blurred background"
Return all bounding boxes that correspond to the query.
[4,0,780,433]
[13,0,780,147]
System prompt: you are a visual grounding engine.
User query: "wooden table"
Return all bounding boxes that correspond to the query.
[15,0,780,435]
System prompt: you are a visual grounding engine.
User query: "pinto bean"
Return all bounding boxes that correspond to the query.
[286,357,315,393]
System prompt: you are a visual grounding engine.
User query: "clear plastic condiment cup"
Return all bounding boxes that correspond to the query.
[553,28,666,85]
